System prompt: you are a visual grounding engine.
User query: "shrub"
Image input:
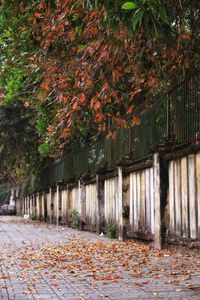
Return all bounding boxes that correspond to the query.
[107,223,117,238]
[71,209,80,228]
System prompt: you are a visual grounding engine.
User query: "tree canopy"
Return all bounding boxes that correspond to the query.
[0,0,199,186]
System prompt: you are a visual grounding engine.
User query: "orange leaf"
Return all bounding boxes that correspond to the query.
[35,12,43,18]
[61,128,69,139]
[69,32,75,41]
[72,102,78,110]
[93,271,101,280]
[146,76,158,88]
[102,82,109,91]
[112,69,122,83]
[126,104,134,114]
[47,126,53,133]
[51,284,59,289]
[108,131,112,137]
[132,116,141,126]
[98,123,106,132]
[100,50,109,60]
[90,98,95,108]
[79,93,86,105]
[90,27,98,36]
[94,101,101,111]
[106,131,113,140]
[115,118,127,128]
[41,82,50,91]
[129,88,142,101]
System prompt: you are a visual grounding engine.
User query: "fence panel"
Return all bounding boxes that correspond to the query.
[85,183,97,225]
[104,177,119,224]
[129,168,154,236]
[168,152,200,240]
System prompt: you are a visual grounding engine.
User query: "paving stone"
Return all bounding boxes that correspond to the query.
[0,216,200,300]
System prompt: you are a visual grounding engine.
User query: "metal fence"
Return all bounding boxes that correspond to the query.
[169,71,200,144]
[39,71,200,190]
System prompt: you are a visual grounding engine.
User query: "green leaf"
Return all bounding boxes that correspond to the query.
[122,2,138,10]
[132,10,143,31]
[159,7,169,25]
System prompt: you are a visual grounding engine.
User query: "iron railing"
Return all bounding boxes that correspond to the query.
[39,71,200,190]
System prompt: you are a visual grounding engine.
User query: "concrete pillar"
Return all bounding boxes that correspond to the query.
[49,187,53,224]
[29,196,32,215]
[96,174,104,235]
[28,196,30,215]
[66,186,70,226]
[118,167,124,241]
[29,195,32,217]
[23,197,26,214]
[41,192,45,221]
[188,154,197,239]
[80,182,86,227]
[153,153,162,249]
[39,193,42,220]
[32,194,35,218]
[36,192,40,219]
[181,157,189,238]
[56,185,60,226]
[9,188,15,206]
[25,197,28,214]
[196,152,200,239]
[61,188,69,225]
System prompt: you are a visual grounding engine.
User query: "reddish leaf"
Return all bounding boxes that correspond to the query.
[72,102,78,110]
[126,104,134,114]
[41,82,50,91]
[129,89,142,101]
[23,101,29,107]
[94,101,101,111]
[132,116,141,126]
[79,93,86,105]
[182,34,190,41]
[89,27,98,36]
[35,12,43,18]
[69,31,75,42]
[47,126,53,133]
[61,128,69,139]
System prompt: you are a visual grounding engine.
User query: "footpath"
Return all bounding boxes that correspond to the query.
[0,216,200,300]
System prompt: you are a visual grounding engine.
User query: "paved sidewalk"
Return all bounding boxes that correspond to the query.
[0,216,200,300]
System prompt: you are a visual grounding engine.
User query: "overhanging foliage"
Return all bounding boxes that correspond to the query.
[0,0,199,185]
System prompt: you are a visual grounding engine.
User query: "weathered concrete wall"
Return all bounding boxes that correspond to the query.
[85,183,97,226]
[104,177,119,225]
[128,167,154,239]
[23,150,200,250]
[168,152,200,242]
[61,189,68,225]
[46,191,51,221]
[70,187,80,214]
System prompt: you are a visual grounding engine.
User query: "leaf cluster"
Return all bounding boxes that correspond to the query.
[0,0,199,186]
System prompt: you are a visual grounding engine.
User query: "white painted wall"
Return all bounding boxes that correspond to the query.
[85,183,97,225]
[69,187,81,214]
[104,177,119,224]
[169,152,199,239]
[129,167,154,235]
[46,192,51,219]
